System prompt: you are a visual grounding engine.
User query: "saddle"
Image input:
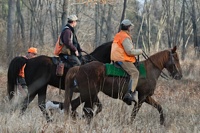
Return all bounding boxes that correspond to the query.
[51,56,74,76]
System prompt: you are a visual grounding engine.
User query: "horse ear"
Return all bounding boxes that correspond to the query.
[172,46,177,53]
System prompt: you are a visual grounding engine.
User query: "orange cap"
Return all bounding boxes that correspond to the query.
[28,47,37,54]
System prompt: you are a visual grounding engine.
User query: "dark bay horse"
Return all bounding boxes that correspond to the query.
[7,41,112,121]
[64,46,182,125]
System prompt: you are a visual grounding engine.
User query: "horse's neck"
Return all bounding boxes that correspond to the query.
[89,42,112,63]
[145,50,169,79]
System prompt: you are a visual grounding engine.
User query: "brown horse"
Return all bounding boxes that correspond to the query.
[64,46,182,125]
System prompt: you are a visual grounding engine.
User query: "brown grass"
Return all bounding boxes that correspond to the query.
[0,48,199,133]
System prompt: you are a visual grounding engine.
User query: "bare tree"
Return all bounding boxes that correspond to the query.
[62,0,69,29]
[49,1,60,44]
[7,0,16,63]
[154,11,167,51]
[118,0,127,31]
[189,0,199,57]
[95,2,100,47]
[16,0,25,46]
[105,4,113,42]
[181,0,186,60]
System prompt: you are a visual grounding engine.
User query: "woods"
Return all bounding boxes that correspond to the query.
[0,0,200,64]
[0,1,199,132]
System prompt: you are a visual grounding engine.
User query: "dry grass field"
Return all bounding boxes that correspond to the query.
[0,50,199,133]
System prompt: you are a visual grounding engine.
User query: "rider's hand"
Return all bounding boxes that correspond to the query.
[75,50,79,56]
[137,49,143,55]
[132,49,143,56]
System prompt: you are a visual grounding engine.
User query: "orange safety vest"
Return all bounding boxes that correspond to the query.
[111,31,136,63]
[19,56,28,78]
[54,36,64,56]
[19,64,26,78]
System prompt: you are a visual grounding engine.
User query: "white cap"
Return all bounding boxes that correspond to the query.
[68,15,78,21]
[121,19,134,26]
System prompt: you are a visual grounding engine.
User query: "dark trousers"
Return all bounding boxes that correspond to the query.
[18,76,27,88]
[68,55,81,66]
[59,54,81,67]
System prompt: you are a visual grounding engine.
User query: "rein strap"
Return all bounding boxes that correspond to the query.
[142,50,170,80]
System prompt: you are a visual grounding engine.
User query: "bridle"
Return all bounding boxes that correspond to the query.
[165,51,180,79]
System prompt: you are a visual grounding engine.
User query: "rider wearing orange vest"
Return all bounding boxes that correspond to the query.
[111,19,143,105]
[54,15,82,66]
[18,47,37,93]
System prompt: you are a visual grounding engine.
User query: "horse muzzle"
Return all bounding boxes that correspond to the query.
[173,73,182,80]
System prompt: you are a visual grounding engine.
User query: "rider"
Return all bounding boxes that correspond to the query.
[18,47,37,93]
[110,19,143,105]
[54,14,82,66]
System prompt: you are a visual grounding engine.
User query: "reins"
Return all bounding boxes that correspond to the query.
[141,50,170,80]
[81,50,99,62]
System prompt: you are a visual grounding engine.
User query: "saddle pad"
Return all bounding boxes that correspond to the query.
[138,63,146,78]
[105,63,127,77]
[105,63,146,78]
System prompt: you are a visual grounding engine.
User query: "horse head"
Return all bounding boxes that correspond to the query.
[164,46,182,80]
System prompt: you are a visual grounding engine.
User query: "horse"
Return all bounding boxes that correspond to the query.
[7,41,112,122]
[63,46,182,125]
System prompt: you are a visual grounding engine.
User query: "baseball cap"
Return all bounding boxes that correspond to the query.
[28,47,37,54]
[121,19,134,26]
[68,15,79,21]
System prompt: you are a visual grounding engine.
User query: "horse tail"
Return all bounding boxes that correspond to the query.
[64,66,80,114]
[7,56,27,100]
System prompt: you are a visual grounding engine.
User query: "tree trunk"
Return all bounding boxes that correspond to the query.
[106,4,113,42]
[62,0,69,29]
[49,1,59,44]
[190,0,199,57]
[118,0,127,32]
[174,1,183,46]
[166,0,172,48]
[99,4,106,45]
[16,0,25,43]
[181,0,186,60]
[95,2,100,47]
[7,0,16,63]
[154,8,167,51]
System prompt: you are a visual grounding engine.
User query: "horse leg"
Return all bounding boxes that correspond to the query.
[93,96,102,115]
[131,101,143,123]
[145,96,165,125]
[37,86,52,122]
[82,95,98,124]
[70,96,82,117]
[83,101,94,124]
[20,92,37,115]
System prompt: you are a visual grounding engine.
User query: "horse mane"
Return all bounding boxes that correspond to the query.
[147,49,170,69]
[84,41,112,63]
[90,41,112,56]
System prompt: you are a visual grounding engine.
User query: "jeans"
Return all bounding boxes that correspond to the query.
[59,54,81,67]
[18,76,27,87]
[67,55,81,66]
